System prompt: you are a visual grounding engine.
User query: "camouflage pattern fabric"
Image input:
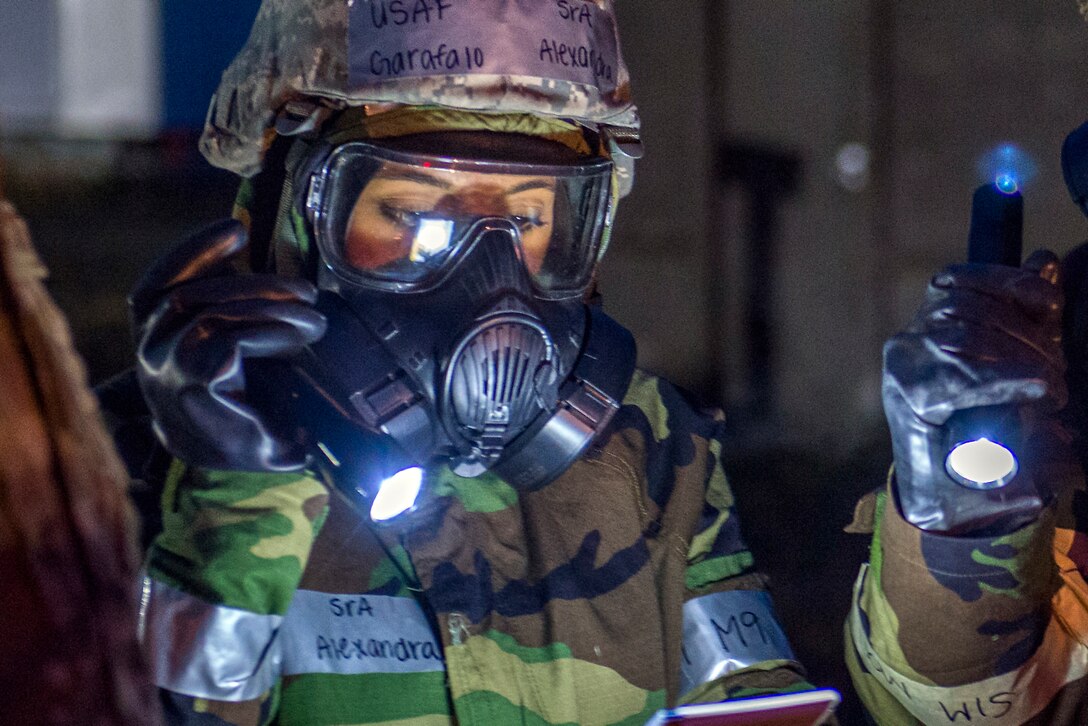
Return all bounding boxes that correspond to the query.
[200,0,640,177]
[148,463,330,616]
[154,371,816,725]
[846,471,1088,724]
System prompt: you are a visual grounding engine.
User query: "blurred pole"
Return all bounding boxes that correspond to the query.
[0,115,7,200]
[703,0,730,403]
[717,142,802,419]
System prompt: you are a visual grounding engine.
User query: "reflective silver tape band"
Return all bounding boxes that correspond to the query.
[139,575,283,701]
[279,590,445,676]
[349,0,620,92]
[680,590,797,696]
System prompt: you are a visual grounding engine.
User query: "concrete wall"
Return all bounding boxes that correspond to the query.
[603,4,714,392]
[602,1,1088,453]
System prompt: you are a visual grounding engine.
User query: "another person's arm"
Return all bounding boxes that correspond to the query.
[847,254,1088,724]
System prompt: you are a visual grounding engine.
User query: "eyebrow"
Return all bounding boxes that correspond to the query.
[373,170,554,195]
[508,179,555,194]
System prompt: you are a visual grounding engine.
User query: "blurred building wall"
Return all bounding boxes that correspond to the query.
[0,0,160,137]
[604,0,1088,453]
[0,2,59,127]
[604,4,713,393]
[888,4,1088,317]
[0,0,261,136]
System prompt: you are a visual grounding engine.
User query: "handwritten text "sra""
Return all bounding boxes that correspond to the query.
[556,0,593,27]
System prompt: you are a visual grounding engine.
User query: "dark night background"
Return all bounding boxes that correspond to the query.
[4,2,1088,723]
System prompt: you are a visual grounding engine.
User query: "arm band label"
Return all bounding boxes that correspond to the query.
[680,589,797,696]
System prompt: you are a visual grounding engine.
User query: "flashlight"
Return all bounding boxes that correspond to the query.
[943,182,1024,490]
[965,182,1023,267]
[248,358,426,525]
[368,467,425,521]
[301,375,426,523]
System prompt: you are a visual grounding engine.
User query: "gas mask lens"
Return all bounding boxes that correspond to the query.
[309,141,613,296]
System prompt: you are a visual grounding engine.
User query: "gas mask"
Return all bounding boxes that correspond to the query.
[291,137,636,517]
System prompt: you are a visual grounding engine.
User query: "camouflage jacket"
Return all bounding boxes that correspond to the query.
[142,371,814,726]
[846,475,1088,724]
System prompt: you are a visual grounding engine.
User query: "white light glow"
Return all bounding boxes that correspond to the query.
[834,142,871,192]
[410,219,454,261]
[369,467,424,521]
[946,438,1017,488]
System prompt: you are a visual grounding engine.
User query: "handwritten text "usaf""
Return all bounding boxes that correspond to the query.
[369,0,452,28]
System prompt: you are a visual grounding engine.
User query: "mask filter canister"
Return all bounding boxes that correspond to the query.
[445,313,559,476]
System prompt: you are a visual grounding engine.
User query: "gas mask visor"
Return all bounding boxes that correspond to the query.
[306,141,614,298]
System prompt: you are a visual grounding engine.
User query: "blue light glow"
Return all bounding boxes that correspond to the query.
[994,173,1019,195]
[976,143,1036,194]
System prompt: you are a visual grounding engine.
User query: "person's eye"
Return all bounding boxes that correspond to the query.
[379,201,430,227]
[509,205,547,231]
[512,214,547,231]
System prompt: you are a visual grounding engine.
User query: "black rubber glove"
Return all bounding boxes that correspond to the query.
[130,220,327,471]
[884,250,1068,535]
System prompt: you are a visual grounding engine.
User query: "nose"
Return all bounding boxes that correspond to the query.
[435,185,510,218]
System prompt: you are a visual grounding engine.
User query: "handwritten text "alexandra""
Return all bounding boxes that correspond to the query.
[316,634,443,663]
[539,39,613,84]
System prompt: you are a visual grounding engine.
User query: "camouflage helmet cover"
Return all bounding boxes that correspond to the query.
[200,0,641,177]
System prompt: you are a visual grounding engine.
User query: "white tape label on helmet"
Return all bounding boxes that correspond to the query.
[348,0,620,93]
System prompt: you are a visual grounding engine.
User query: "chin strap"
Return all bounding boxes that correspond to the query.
[492,305,637,490]
[303,292,437,464]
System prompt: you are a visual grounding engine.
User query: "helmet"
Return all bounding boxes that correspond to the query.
[200,0,642,184]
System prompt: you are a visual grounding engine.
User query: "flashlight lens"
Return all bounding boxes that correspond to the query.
[945,438,1018,489]
[370,467,424,521]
